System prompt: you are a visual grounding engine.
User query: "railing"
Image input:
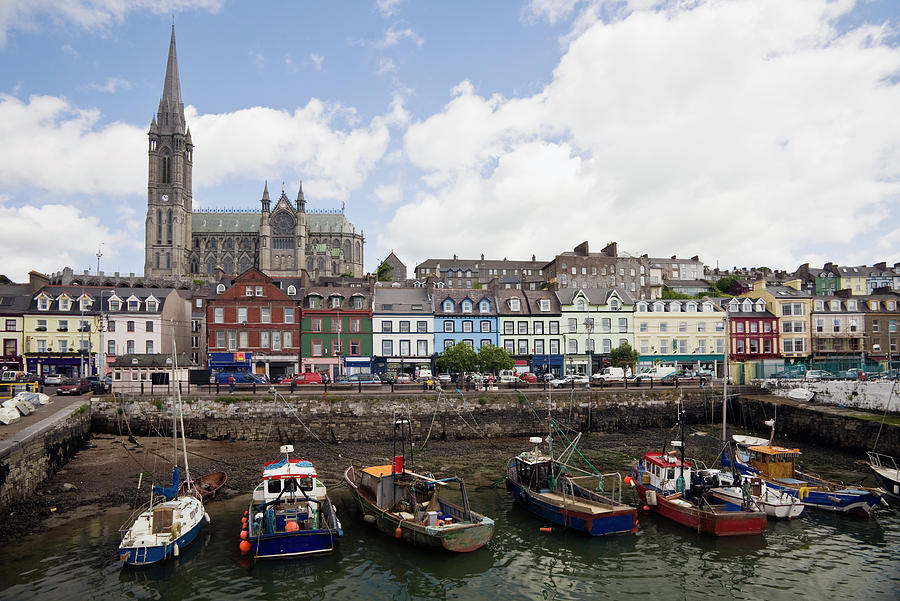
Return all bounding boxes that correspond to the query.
[0,382,39,400]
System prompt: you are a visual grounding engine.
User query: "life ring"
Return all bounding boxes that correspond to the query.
[436,519,445,527]
[798,486,810,500]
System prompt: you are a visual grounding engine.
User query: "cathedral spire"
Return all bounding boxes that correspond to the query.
[261,180,270,213]
[296,181,305,212]
[162,25,182,107]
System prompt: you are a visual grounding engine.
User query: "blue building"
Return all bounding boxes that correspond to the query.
[433,290,499,353]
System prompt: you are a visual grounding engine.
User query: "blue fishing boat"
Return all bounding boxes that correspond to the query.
[506,421,637,536]
[723,422,885,517]
[240,445,343,560]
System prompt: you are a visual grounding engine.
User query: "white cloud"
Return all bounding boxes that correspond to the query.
[374,184,402,206]
[0,196,136,281]
[0,94,144,194]
[310,53,324,70]
[0,0,224,47]
[387,0,900,270]
[377,26,423,49]
[60,44,78,59]
[85,76,132,94]
[376,0,404,18]
[376,57,396,75]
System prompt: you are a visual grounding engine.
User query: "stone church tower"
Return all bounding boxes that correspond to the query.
[144,26,193,278]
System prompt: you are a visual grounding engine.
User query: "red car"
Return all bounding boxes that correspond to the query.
[518,372,538,383]
[292,372,324,385]
[57,378,92,395]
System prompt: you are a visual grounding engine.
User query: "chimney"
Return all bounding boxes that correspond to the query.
[671,255,677,260]
[574,241,590,256]
[481,253,485,261]
[532,254,536,262]
[600,242,617,257]
[453,254,457,261]
[784,279,802,291]
[874,261,886,270]
[691,255,699,261]
[28,270,50,294]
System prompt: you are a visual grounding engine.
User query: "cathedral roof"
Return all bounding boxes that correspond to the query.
[193,213,260,234]
[307,212,357,235]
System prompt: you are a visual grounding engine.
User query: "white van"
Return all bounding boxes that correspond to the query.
[633,366,677,382]
[498,370,517,383]
[416,368,433,381]
[591,367,632,382]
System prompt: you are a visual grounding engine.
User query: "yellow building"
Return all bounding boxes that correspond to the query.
[24,288,102,378]
[742,280,812,360]
[835,266,867,296]
[633,299,726,373]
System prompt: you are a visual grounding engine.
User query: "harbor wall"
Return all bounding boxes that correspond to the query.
[760,379,897,411]
[0,403,91,510]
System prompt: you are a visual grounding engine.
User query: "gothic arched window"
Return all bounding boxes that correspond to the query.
[355,241,361,261]
[317,257,325,271]
[343,240,351,259]
[206,257,216,274]
[166,253,171,269]
[224,257,234,273]
[161,148,172,184]
[307,257,314,271]
[156,210,162,243]
[332,261,338,274]
[190,261,198,273]
[166,209,172,243]
[239,256,250,273]
[332,238,340,249]
[210,238,217,250]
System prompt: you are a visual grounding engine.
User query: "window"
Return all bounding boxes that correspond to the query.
[239,331,248,348]
[260,331,269,347]
[146,340,154,354]
[60,297,71,311]
[873,320,879,332]
[736,339,746,353]
[763,339,772,353]
[568,339,578,354]
[245,286,253,297]
[261,308,271,323]
[330,297,342,308]
[331,318,342,333]
[287,285,296,296]
[311,318,322,332]
[416,340,428,356]
[312,339,323,356]
[127,340,135,354]
[549,321,559,335]
[697,322,706,333]
[679,322,687,332]
[255,286,263,297]
[518,339,528,354]
[214,308,224,323]
[659,339,669,354]
[444,320,454,333]
[549,339,559,354]
[619,318,627,333]
[659,322,668,332]
[309,296,321,309]
[518,321,528,335]
[698,339,706,353]
[36,339,47,352]
[782,303,805,316]
[610,298,620,311]
[736,322,745,333]
[350,339,361,355]
[481,320,491,333]
[539,299,550,311]
[679,339,687,353]
[283,332,293,348]
[417,321,428,333]
[215,331,225,348]
[576,299,586,311]
[399,340,410,356]
[227,331,237,351]
[127,321,135,332]
[534,340,544,354]
[350,318,361,333]
[599,318,610,332]
[128,299,139,311]
[639,322,648,332]
[504,322,514,334]
[57,319,68,332]
[383,340,395,356]
[38,297,49,311]
[463,321,473,333]
[534,322,544,335]
[479,300,490,313]
[602,339,611,353]
[272,332,282,351]
[568,318,577,333]
[443,300,454,312]
[400,321,411,333]
[284,308,294,324]
[353,296,365,310]
[462,300,473,313]
[833,319,841,333]
[640,339,649,354]
[107,340,116,355]
[504,340,515,353]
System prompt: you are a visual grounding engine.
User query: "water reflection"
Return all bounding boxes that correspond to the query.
[0,488,897,601]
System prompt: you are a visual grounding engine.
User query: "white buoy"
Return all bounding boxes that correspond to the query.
[173,543,180,557]
[204,512,211,523]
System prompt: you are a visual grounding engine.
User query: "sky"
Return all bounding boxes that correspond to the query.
[0,0,898,282]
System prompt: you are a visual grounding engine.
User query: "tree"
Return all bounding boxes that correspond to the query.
[376,260,394,282]
[608,342,640,371]
[436,342,478,373]
[476,344,514,373]
[712,276,742,295]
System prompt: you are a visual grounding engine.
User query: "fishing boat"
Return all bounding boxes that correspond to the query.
[866,452,900,499]
[706,472,804,519]
[180,471,228,501]
[239,445,343,560]
[630,401,767,536]
[723,419,885,517]
[343,419,494,552]
[506,421,637,536]
[118,346,208,565]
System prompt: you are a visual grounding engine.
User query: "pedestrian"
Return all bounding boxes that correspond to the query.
[228,374,236,394]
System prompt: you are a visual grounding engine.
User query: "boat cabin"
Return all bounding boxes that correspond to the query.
[746,445,798,481]
[512,448,554,492]
[637,452,693,494]
[253,458,327,504]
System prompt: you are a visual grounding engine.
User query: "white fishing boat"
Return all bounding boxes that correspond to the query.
[705,471,804,519]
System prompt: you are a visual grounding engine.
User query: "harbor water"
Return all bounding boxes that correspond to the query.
[0,485,897,601]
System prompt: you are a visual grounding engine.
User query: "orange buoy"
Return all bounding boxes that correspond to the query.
[239,540,251,554]
[643,505,650,511]
[241,517,247,525]
[240,530,248,540]
[436,519,445,527]
[285,520,300,532]
[243,510,248,516]
[539,527,553,533]
[394,526,402,539]
[623,476,633,486]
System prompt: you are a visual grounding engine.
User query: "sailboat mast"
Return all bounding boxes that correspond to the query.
[722,308,729,442]
[173,328,193,487]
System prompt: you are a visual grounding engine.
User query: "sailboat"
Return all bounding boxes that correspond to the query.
[118,343,209,565]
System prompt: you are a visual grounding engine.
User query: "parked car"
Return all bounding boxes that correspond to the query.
[393,373,412,384]
[549,374,590,388]
[771,370,800,379]
[804,369,835,381]
[630,366,677,383]
[518,372,538,383]
[497,370,518,383]
[437,373,452,384]
[338,373,382,384]
[85,375,112,393]
[57,378,92,395]
[214,371,268,385]
[834,369,859,380]
[43,374,64,386]
[292,372,324,385]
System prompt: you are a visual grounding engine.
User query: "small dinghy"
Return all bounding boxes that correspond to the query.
[0,406,21,425]
[787,388,814,402]
[180,471,227,501]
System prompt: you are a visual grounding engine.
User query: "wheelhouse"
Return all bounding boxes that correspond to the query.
[746,445,798,481]
[638,451,694,493]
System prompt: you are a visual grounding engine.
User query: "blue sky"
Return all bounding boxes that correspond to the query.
[0,0,898,281]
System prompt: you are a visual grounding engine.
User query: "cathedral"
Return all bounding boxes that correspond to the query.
[144,27,365,281]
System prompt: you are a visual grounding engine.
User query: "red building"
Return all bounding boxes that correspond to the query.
[206,269,301,380]
[725,297,780,361]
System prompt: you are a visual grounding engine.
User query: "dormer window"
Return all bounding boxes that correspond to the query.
[742,299,753,312]
[352,296,364,310]
[636,302,648,312]
[59,297,71,311]
[686,302,697,312]
[127,299,139,311]
[728,300,739,312]
[610,298,620,311]
[576,299,586,311]
[670,302,681,313]
[443,299,453,312]
[109,298,122,311]
[510,298,521,312]
[479,300,490,313]
[539,299,550,311]
[217,284,226,294]
[287,285,297,296]
[309,296,322,309]
[330,296,342,308]
[146,300,159,312]
[38,296,49,311]
[829,301,840,311]
[755,301,765,312]
[461,300,473,313]
[79,297,92,311]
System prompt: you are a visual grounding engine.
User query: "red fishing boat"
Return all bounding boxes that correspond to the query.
[629,402,766,537]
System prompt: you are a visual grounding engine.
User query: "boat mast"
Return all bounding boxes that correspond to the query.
[172,324,193,489]
[722,308,729,442]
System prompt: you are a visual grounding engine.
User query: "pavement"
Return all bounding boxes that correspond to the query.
[0,389,94,445]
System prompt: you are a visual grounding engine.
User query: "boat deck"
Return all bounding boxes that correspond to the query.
[538,491,615,514]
